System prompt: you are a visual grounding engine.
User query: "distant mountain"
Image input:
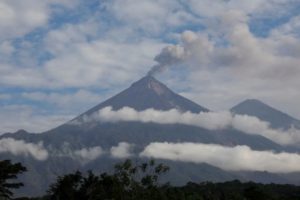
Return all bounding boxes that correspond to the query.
[1,77,300,197]
[231,99,300,129]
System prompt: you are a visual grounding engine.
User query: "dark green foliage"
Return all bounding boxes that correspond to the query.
[46,159,170,200]
[0,160,27,199]
[164,180,300,200]
[47,171,82,200]
[42,159,300,200]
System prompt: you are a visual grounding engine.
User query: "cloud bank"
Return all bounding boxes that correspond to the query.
[77,106,300,146]
[140,142,300,173]
[0,138,48,160]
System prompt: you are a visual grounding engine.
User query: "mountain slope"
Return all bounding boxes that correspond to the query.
[78,75,208,118]
[231,99,300,129]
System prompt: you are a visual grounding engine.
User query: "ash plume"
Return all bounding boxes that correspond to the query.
[147,45,186,76]
[147,31,200,76]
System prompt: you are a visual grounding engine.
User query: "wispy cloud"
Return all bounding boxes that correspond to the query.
[140,142,300,173]
[49,143,104,164]
[0,138,48,160]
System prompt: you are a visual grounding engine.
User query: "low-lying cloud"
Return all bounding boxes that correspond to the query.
[0,138,48,160]
[74,146,104,163]
[76,106,300,146]
[52,142,135,164]
[110,142,134,158]
[50,142,105,164]
[140,142,300,173]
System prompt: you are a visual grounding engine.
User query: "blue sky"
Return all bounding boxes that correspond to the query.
[0,0,300,133]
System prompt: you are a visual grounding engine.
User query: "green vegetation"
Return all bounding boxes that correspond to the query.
[0,160,27,200]
[45,159,169,200]
[1,159,300,200]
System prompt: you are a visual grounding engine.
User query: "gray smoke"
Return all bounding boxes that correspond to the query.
[147,45,186,76]
[147,30,210,76]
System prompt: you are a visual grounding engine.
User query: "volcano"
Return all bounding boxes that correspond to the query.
[1,76,300,197]
[75,75,208,120]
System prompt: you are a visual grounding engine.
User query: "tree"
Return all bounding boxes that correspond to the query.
[0,160,27,199]
[47,171,82,200]
[47,159,170,200]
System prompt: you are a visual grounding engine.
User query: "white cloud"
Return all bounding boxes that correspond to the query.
[105,0,196,34]
[0,105,73,134]
[74,146,104,163]
[77,106,300,146]
[272,15,300,38]
[51,143,105,164]
[140,142,300,173]
[232,114,300,146]
[89,107,232,130]
[0,0,78,40]
[0,94,11,100]
[0,19,164,89]
[42,38,165,88]
[44,20,99,56]
[186,0,297,19]
[0,138,48,160]
[110,142,134,158]
[150,10,300,119]
[21,90,103,109]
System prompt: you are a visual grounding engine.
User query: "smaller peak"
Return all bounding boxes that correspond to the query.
[232,99,270,110]
[231,98,300,129]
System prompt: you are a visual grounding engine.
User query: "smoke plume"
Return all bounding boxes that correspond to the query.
[147,45,186,76]
[148,31,213,75]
